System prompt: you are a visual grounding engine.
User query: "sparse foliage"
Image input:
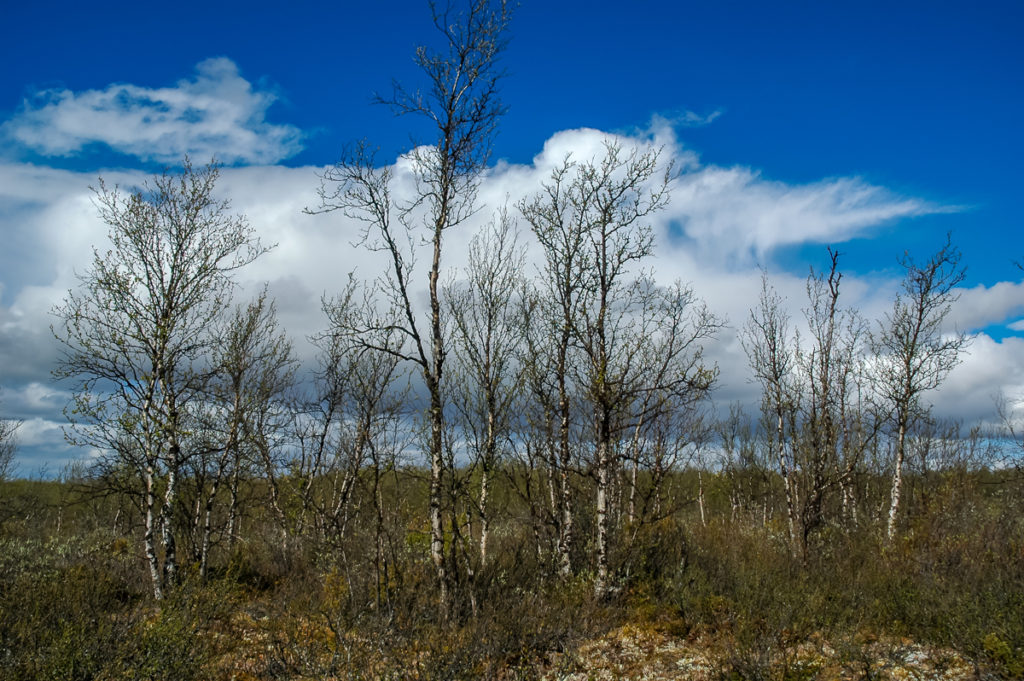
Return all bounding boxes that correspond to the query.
[446,209,526,570]
[873,235,970,540]
[51,159,269,597]
[522,140,719,595]
[311,0,512,610]
[0,401,18,483]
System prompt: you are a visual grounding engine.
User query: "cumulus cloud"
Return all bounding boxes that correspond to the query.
[939,334,1024,425]
[510,126,943,268]
[669,170,937,265]
[14,417,65,449]
[0,123,1018,473]
[949,281,1024,332]
[2,382,68,419]
[2,58,302,165]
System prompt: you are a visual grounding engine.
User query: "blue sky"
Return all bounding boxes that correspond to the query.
[3,2,1021,279]
[1,1,1022,473]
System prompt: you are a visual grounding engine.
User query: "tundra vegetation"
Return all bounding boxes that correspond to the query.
[2,1,1023,679]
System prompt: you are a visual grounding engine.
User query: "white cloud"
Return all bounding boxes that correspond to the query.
[668,169,937,265]
[2,58,302,165]
[2,382,69,419]
[13,417,65,448]
[0,124,1018,472]
[521,126,945,269]
[949,281,1024,332]
[652,109,723,129]
[938,333,1024,424]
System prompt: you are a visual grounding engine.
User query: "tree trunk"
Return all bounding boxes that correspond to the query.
[886,418,907,540]
[776,411,799,553]
[373,466,388,611]
[698,468,707,527]
[144,464,163,600]
[199,474,221,580]
[557,378,574,577]
[594,433,612,598]
[227,465,240,551]
[160,461,178,589]
[479,463,490,568]
[628,458,639,526]
[429,387,448,611]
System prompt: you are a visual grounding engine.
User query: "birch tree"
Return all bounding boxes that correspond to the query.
[515,282,577,567]
[519,160,592,576]
[445,210,525,569]
[745,254,879,558]
[742,274,799,546]
[523,140,718,595]
[874,236,969,540]
[0,392,19,483]
[311,0,511,610]
[300,284,408,561]
[793,250,871,551]
[188,290,295,576]
[52,159,268,599]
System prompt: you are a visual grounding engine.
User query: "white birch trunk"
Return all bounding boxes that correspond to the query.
[144,464,163,600]
[479,464,490,568]
[594,439,611,598]
[160,461,178,588]
[886,420,907,540]
[698,468,707,527]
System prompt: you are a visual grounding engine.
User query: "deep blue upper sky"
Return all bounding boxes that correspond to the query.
[2,1,1021,283]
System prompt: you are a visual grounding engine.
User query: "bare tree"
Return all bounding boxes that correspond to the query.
[622,282,720,527]
[743,273,799,547]
[311,0,512,610]
[185,289,295,578]
[792,249,872,552]
[283,283,367,544]
[745,253,879,559]
[514,281,576,567]
[224,292,296,551]
[0,391,19,483]
[52,159,268,599]
[299,284,409,562]
[995,394,1024,482]
[523,140,718,596]
[445,209,525,569]
[873,236,969,540]
[518,159,592,576]
[997,257,1024,477]
[718,404,760,522]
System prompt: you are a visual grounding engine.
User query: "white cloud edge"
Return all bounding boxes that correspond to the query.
[1,57,303,165]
